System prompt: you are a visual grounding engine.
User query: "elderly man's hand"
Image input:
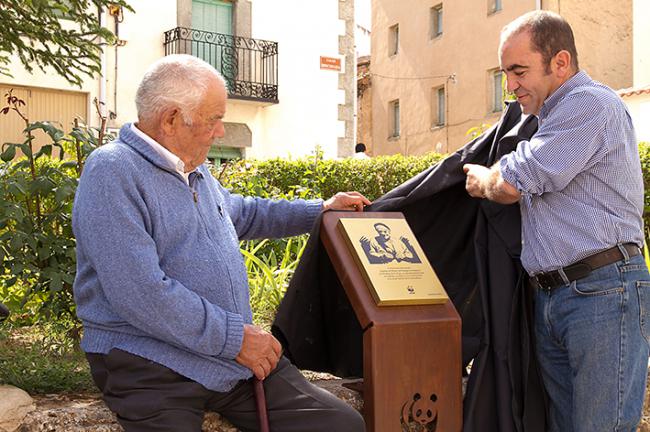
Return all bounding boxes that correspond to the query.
[236,324,282,380]
[323,191,371,212]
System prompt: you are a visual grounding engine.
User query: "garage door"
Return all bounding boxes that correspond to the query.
[0,84,88,158]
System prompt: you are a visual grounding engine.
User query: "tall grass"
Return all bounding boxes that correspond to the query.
[242,236,308,327]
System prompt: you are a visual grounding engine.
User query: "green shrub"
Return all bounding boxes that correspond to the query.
[0,323,95,394]
[0,107,100,326]
[639,142,650,220]
[217,152,445,201]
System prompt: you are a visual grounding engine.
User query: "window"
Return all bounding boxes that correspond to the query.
[389,24,399,56]
[207,146,242,166]
[432,86,445,127]
[488,0,502,14]
[390,100,400,137]
[492,70,504,112]
[431,4,443,38]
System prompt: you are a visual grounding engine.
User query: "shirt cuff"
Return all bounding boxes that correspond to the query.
[219,311,244,359]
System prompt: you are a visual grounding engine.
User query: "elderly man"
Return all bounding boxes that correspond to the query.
[72,54,368,432]
[364,222,417,264]
[464,11,649,432]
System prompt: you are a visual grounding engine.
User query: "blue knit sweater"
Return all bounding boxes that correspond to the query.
[72,124,322,391]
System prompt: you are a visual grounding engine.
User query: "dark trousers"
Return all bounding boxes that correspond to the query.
[86,349,364,432]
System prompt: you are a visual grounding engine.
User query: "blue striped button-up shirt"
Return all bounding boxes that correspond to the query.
[500,71,644,275]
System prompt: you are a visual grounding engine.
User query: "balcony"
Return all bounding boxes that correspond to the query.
[164,27,278,104]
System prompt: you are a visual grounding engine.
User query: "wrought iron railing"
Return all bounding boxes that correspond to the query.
[164,27,278,104]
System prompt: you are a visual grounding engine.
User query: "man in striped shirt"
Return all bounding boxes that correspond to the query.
[464,11,650,432]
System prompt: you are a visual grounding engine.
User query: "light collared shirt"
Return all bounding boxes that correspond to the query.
[130,123,193,185]
[500,71,644,274]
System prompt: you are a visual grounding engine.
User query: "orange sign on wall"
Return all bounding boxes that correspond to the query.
[320,56,341,71]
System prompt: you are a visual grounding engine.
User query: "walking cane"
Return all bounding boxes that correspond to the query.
[253,377,270,432]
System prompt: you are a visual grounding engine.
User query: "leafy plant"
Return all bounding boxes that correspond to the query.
[0,90,102,326]
[466,123,492,140]
[242,236,308,327]
[0,323,95,393]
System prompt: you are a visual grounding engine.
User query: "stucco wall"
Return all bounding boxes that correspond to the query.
[542,0,633,90]
[370,0,641,155]
[357,58,373,154]
[107,1,177,128]
[370,0,534,155]
[633,0,650,87]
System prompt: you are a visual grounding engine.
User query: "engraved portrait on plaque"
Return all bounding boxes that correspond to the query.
[338,218,448,306]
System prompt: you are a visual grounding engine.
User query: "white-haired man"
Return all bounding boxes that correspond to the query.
[72,54,368,432]
[464,11,649,432]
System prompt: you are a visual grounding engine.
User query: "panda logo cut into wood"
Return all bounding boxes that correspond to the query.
[400,392,438,431]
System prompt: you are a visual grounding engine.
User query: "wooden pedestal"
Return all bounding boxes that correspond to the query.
[321,211,462,432]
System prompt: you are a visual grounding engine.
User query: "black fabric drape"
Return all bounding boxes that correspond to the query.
[272,103,546,432]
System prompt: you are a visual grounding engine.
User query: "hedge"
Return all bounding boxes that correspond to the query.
[2,142,650,326]
[215,152,445,201]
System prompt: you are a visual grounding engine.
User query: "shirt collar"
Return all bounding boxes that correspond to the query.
[539,70,591,120]
[130,123,193,181]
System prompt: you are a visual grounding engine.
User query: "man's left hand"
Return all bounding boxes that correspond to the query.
[323,191,371,212]
[463,163,490,199]
[463,163,521,204]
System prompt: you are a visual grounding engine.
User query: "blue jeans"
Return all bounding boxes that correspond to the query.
[534,253,650,432]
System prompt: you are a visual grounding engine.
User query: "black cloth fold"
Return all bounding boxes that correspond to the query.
[272,103,546,432]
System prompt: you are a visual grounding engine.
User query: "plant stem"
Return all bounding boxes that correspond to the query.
[12,105,42,228]
[73,119,83,176]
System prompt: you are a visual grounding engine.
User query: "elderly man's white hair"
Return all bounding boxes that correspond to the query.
[136,54,226,125]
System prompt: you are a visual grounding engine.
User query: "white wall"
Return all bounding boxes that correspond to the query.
[107,0,177,127]
[355,0,371,57]
[623,93,650,143]
[2,0,348,160]
[227,0,344,159]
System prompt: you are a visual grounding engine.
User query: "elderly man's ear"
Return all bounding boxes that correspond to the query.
[160,107,183,136]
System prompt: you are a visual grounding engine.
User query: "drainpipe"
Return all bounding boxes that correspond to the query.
[98,6,108,121]
[536,0,541,9]
[113,15,120,121]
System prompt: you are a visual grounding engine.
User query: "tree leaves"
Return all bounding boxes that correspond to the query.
[1,145,16,162]
[0,0,134,86]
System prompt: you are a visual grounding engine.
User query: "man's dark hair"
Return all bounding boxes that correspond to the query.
[355,143,367,153]
[503,11,579,72]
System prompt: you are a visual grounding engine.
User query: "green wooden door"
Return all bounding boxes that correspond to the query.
[192,0,232,35]
[191,0,235,83]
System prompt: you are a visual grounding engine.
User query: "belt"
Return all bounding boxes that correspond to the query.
[529,243,641,293]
